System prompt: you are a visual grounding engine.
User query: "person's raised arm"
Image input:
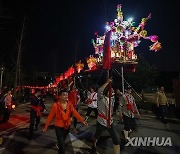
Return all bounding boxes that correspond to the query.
[76,97,80,105]
[97,79,112,99]
[101,79,112,89]
[66,81,74,92]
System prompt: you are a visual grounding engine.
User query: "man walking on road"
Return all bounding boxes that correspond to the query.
[29,89,46,140]
[91,79,120,154]
[118,86,140,142]
[43,89,88,154]
[3,90,13,122]
[68,84,81,133]
[156,86,168,123]
[85,86,98,121]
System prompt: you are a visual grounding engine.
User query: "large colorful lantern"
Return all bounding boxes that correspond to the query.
[91,4,162,68]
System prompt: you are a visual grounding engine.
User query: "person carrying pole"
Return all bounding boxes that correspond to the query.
[91,79,120,154]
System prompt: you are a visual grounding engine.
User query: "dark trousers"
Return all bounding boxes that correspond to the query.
[3,107,10,122]
[73,107,78,128]
[123,114,136,131]
[152,104,160,119]
[55,126,70,154]
[113,102,119,113]
[29,110,40,137]
[168,104,175,115]
[86,107,98,118]
[94,122,119,145]
[159,105,167,120]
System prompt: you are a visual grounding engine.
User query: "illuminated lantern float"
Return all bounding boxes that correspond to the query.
[91,4,162,72]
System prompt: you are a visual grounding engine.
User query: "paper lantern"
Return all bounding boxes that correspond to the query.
[76,60,84,73]
[60,74,63,81]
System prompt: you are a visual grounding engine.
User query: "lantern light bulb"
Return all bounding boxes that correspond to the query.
[127,18,133,23]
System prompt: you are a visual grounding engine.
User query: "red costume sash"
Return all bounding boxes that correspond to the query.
[126,95,136,114]
[31,103,43,116]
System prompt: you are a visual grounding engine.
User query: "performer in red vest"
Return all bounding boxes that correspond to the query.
[68,85,80,133]
[118,86,140,142]
[29,89,46,140]
[91,79,120,154]
[84,86,98,121]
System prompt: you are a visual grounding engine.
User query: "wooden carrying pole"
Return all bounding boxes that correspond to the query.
[107,69,112,128]
[121,66,124,94]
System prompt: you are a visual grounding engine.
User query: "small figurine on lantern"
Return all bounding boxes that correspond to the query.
[86,55,97,70]
[75,60,84,73]
[92,35,105,56]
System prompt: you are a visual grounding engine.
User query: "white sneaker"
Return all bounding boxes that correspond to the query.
[56,143,59,149]
[129,129,132,133]
[85,116,88,121]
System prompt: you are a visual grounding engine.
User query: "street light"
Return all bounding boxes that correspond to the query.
[0,65,4,89]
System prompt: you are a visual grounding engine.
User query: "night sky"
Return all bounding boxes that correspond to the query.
[0,0,179,73]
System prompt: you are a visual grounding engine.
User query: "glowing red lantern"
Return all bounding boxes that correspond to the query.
[76,60,84,73]
[61,80,66,89]
[64,72,69,79]
[60,74,63,81]
[56,77,60,83]
[67,68,72,76]
[69,67,75,75]
[53,82,58,87]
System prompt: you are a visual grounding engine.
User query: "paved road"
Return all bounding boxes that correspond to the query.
[0,99,180,154]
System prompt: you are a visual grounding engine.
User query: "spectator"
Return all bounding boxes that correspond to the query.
[91,79,120,154]
[3,90,13,122]
[68,85,80,133]
[155,86,168,123]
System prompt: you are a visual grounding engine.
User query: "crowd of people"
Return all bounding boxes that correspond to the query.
[0,80,174,153]
[34,79,140,154]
